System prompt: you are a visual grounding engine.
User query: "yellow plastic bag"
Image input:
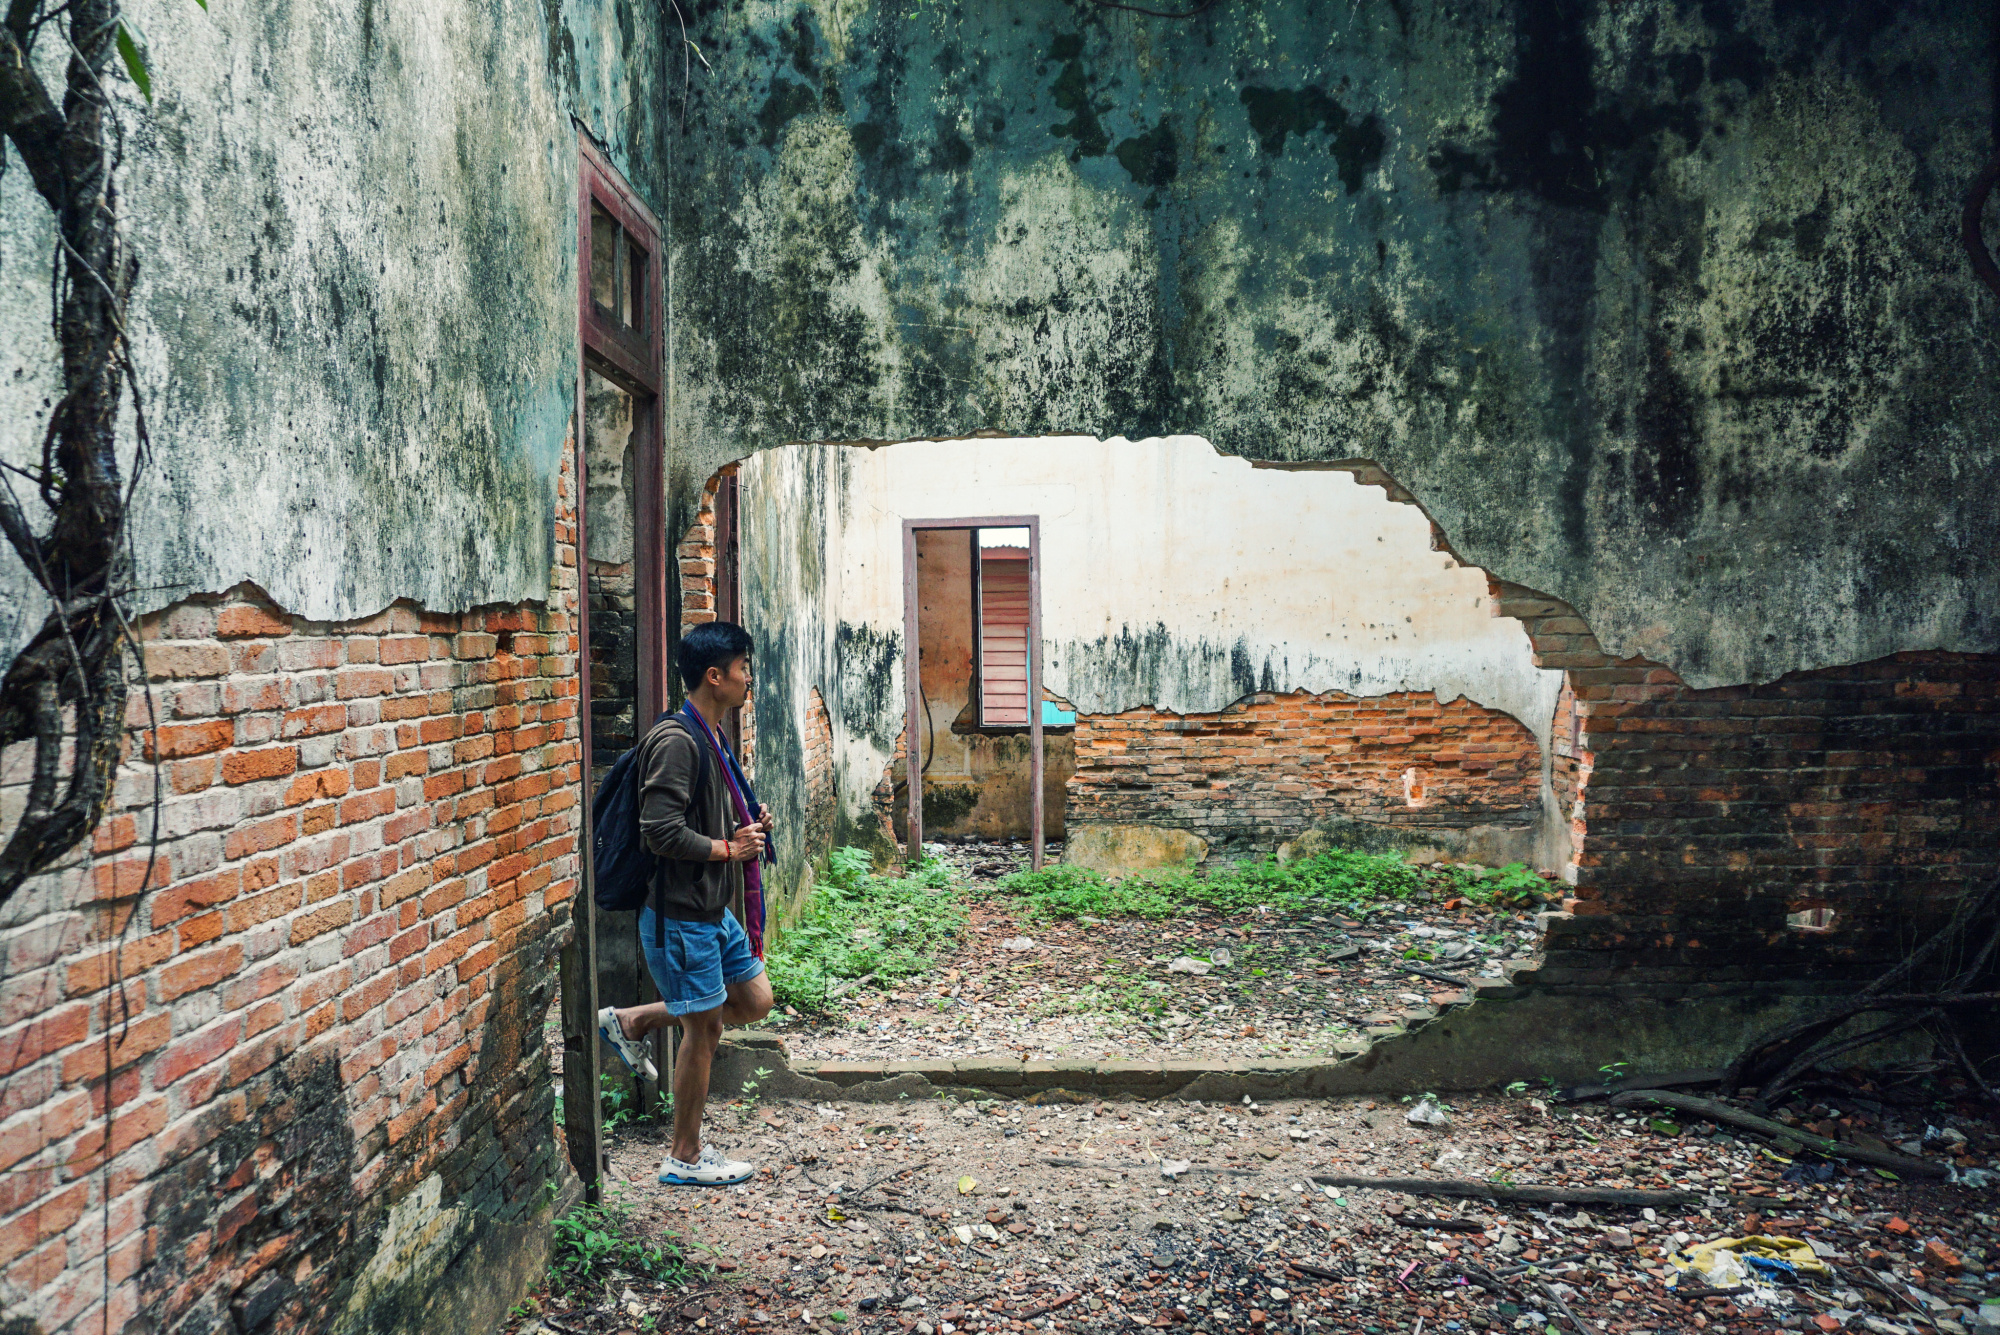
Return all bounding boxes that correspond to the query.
[1668,1235,1829,1288]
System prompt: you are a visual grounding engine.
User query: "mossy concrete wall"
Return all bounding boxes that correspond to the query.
[667,0,1999,693]
[2,0,669,651]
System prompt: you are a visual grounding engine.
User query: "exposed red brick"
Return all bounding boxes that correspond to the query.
[1067,689,1539,847]
[215,606,293,639]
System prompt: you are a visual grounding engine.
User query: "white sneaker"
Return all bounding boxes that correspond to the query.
[658,1144,754,1187]
[595,1006,659,1081]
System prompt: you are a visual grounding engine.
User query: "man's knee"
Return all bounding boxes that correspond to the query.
[679,1009,726,1045]
[735,974,773,1022]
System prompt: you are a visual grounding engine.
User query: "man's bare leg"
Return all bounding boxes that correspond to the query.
[668,974,774,1166]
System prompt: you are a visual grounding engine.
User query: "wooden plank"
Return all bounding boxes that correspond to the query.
[904,522,923,862]
[1027,515,1043,871]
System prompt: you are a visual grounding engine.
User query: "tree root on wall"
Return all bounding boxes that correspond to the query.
[1717,876,2000,1109]
[0,0,149,906]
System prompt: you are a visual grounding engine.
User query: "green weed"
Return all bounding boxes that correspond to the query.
[549,1184,685,1293]
[1066,966,1171,1019]
[1442,861,1552,908]
[990,848,1427,921]
[764,848,967,1013]
[600,1073,671,1131]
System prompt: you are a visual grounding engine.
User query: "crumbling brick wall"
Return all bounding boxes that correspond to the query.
[1067,689,1542,852]
[587,557,637,784]
[1493,581,2000,986]
[0,463,583,1332]
[1549,677,1585,876]
[802,686,835,859]
[675,467,754,760]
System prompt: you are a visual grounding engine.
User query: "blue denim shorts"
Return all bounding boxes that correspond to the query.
[639,906,764,1016]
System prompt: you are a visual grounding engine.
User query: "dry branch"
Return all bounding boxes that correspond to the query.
[1607,1089,1947,1178]
[1308,1176,1713,1207]
[1720,879,2000,1103]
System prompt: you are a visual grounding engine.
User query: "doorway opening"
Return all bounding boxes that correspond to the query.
[559,137,669,1199]
[697,434,1572,1069]
[900,517,1049,871]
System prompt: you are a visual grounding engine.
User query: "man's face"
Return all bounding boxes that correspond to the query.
[705,654,752,710]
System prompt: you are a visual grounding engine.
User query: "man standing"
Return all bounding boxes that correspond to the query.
[596,621,775,1186]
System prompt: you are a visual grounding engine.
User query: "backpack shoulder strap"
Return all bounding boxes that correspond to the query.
[646,713,710,815]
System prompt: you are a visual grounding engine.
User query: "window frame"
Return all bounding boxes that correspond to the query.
[972,533,1035,729]
[576,135,667,740]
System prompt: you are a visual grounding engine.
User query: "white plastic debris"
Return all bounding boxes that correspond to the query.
[953,1225,975,1244]
[1688,1247,1750,1288]
[1161,1159,1191,1180]
[1405,1098,1453,1129]
[1001,937,1038,952]
[1167,957,1211,975]
[1209,948,1234,966]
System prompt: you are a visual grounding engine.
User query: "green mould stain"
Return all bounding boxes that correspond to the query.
[1047,32,1109,160]
[1237,85,1384,193]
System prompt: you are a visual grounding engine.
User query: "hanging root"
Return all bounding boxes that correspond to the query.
[1718,876,2000,1108]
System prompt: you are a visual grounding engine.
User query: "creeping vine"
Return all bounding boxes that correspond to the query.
[0,0,153,905]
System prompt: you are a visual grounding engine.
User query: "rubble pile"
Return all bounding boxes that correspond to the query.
[508,1080,2000,1335]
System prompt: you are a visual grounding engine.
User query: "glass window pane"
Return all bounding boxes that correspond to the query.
[626,235,648,333]
[590,203,621,316]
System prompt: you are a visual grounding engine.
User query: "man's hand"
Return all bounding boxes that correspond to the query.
[757,803,775,836]
[726,823,766,862]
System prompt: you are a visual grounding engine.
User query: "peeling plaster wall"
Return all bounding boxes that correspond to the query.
[669,0,2000,694]
[1,0,669,665]
[736,435,1564,865]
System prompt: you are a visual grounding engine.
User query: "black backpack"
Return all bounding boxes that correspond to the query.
[590,712,707,914]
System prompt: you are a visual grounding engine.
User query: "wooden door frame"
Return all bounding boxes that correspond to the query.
[567,132,666,1203]
[901,516,1043,872]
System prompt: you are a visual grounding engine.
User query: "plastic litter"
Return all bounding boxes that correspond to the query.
[1406,1098,1453,1129]
[1783,1160,1840,1184]
[1668,1235,1831,1289]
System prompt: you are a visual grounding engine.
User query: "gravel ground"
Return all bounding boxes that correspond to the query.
[767,840,1550,1066]
[505,1079,2000,1335]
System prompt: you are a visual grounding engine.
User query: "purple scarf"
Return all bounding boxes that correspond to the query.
[680,702,766,958]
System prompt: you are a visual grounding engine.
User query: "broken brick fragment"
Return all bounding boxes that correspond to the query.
[1923,1239,1962,1271]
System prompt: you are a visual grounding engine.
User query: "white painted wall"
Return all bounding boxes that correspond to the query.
[739,434,1567,860]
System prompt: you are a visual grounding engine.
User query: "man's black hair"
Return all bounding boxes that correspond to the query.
[676,621,754,692]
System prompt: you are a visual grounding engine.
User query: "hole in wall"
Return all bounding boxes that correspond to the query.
[657,435,1615,1069]
[1787,906,1838,933]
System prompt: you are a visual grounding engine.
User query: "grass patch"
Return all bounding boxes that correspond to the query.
[990,849,1558,921]
[1438,860,1549,908]
[988,847,1426,920]
[764,846,967,1013]
[549,1183,687,1293]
